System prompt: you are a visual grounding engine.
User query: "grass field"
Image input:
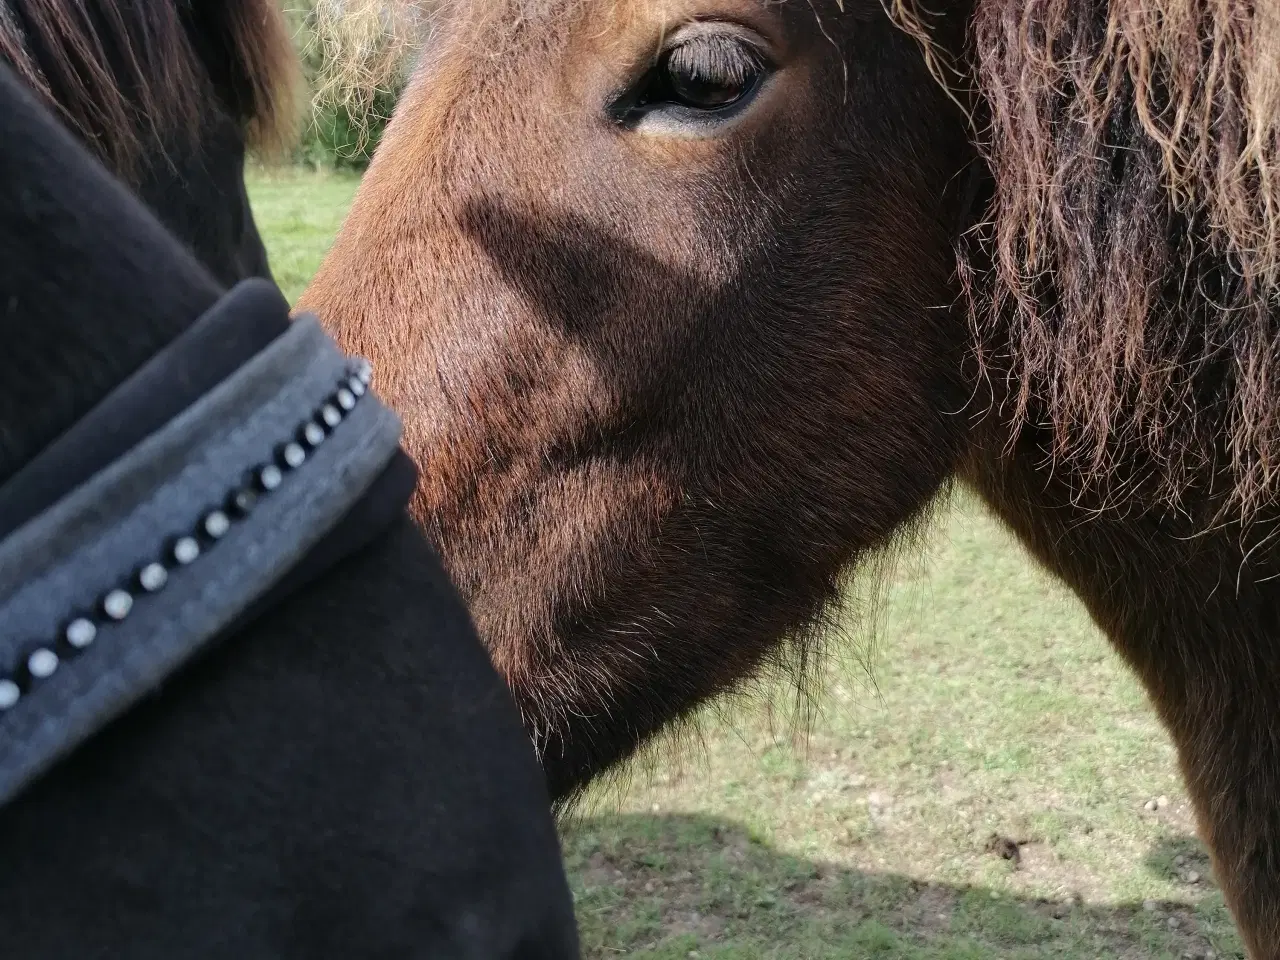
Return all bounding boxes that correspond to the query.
[248,167,1244,959]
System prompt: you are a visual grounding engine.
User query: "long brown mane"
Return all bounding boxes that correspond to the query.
[893,0,1280,520]
[0,0,299,176]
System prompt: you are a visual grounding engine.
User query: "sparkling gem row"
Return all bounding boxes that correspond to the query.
[0,359,374,713]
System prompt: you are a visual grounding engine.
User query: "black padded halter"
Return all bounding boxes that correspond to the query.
[0,279,417,807]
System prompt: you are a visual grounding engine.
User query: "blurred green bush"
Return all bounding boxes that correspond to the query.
[286,1,408,170]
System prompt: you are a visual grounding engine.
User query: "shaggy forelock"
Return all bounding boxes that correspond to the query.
[305,0,427,119]
[308,0,698,115]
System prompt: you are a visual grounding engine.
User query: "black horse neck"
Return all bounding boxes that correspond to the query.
[0,0,276,288]
[135,111,272,288]
[0,61,419,806]
[0,64,221,485]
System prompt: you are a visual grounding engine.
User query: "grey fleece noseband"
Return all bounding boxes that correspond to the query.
[0,301,402,808]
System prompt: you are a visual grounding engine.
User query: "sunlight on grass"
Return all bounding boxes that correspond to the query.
[247,168,1243,960]
[246,165,360,304]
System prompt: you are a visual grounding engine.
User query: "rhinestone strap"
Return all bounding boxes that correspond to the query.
[0,312,402,808]
[0,360,374,713]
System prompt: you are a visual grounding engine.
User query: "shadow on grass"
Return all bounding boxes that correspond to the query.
[563,813,1242,959]
[1143,834,1216,888]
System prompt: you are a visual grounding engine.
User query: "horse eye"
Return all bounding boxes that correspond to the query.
[642,35,767,113]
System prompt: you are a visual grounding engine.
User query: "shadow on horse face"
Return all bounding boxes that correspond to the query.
[301,0,977,798]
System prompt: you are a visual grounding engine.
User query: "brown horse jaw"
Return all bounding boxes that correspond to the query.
[304,209,970,803]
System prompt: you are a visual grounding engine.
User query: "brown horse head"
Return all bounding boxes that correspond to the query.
[305,3,1280,948]
[300,0,978,798]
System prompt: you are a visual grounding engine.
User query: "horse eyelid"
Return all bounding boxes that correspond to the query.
[604,28,772,126]
[666,36,768,86]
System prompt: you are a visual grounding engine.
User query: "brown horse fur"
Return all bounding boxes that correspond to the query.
[302,0,1280,954]
[0,0,299,177]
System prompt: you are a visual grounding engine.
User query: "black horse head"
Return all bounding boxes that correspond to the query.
[0,19,580,958]
[0,0,298,285]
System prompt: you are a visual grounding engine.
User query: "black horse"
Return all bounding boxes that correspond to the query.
[0,5,579,958]
[0,0,289,287]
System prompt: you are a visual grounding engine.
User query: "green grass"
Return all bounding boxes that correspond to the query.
[248,167,1244,960]
[246,165,361,303]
